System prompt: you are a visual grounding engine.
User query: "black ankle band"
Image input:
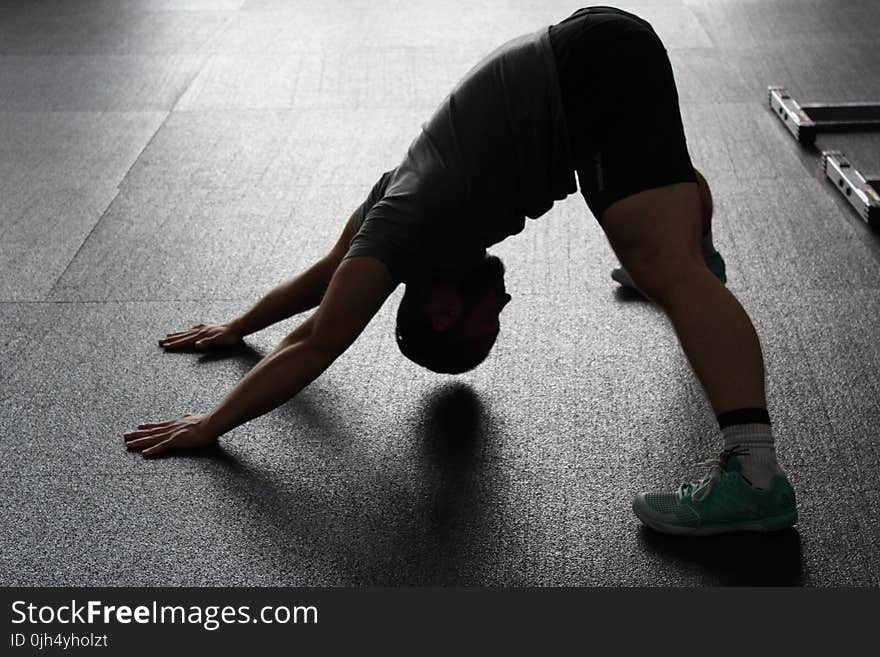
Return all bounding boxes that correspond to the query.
[717,408,771,429]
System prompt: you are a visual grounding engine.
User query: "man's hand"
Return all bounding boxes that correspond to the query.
[124,413,217,457]
[129,257,395,457]
[159,323,243,351]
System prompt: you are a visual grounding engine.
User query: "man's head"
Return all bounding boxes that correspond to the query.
[395,254,511,374]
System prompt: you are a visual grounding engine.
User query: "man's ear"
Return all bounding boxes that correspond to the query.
[424,285,461,332]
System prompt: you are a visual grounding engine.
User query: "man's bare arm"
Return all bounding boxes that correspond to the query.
[165,170,394,348]
[202,256,396,439]
[128,256,395,456]
[228,212,360,337]
[158,212,360,351]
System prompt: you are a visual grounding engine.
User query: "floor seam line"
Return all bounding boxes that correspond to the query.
[43,109,173,302]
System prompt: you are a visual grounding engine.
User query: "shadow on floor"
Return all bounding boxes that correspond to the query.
[419,382,485,468]
[179,375,503,584]
[195,342,266,364]
[639,526,806,585]
[409,383,506,582]
[176,346,806,586]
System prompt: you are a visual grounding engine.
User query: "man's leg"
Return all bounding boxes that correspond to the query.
[602,181,797,535]
[602,181,762,412]
[610,169,726,292]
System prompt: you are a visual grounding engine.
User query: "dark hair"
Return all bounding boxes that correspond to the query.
[395,286,490,375]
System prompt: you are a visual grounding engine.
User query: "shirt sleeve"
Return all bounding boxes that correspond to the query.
[346,169,396,236]
[344,168,426,283]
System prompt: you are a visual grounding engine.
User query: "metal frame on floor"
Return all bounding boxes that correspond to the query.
[822,151,880,228]
[768,86,880,229]
[768,87,880,146]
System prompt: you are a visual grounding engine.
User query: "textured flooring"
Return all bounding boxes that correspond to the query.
[2,0,879,586]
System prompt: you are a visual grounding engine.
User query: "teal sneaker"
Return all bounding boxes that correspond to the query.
[611,232,727,292]
[632,448,798,536]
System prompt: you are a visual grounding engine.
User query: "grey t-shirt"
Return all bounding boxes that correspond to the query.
[345,26,576,283]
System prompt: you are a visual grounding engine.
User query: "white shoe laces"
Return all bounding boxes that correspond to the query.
[678,446,751,503]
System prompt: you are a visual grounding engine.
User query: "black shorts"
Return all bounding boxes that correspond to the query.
[549,7,696,221]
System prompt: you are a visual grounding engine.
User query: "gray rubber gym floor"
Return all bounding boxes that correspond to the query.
[2,0,879,587]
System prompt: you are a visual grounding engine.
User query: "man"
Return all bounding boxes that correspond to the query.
[124,7,797,536]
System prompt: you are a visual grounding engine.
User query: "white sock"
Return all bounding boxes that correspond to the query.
[722,423,781,489]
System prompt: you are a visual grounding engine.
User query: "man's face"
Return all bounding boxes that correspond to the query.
[452,255,512,351]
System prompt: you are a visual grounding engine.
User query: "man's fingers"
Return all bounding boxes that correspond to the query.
[165,325,204,337]
[160,336,197,349]
[124,428,170,442]
[160,331,196,342]
[124,426,161,439]
[164,329,195,338]
[125,437,155,449]
[143,436,176,457]
[125,433,172,450]
[159,329,202,346]
[164,329,199,339]
[124,429,151,441]
[136,420,176,429]
[125,426,174,441]
[159,335,193,347]
[125,428,174,444]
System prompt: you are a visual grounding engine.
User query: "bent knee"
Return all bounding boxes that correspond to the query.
[621,248,705,303]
